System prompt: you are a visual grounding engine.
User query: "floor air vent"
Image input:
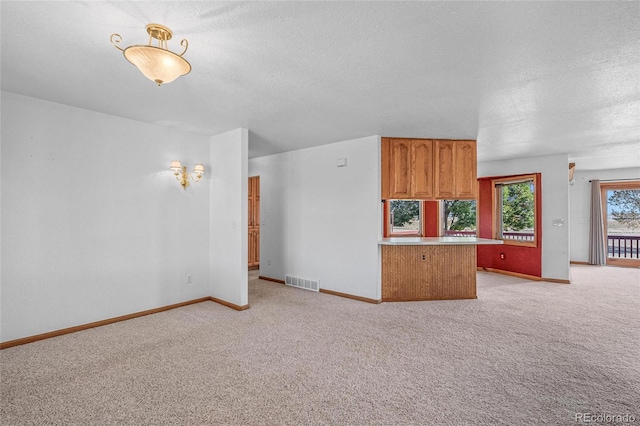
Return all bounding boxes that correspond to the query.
[285,275,320,292]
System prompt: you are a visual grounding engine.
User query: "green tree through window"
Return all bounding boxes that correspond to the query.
[608,190,640,230]
[443,200,476,232]
[501,181,534,232]
[389,200,421,235]
[493,176,537,244]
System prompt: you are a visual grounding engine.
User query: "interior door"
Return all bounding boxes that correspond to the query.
[248,176,260,269]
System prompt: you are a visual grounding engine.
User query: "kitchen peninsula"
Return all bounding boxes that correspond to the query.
[379,237,503,301]
[380,137,502,302]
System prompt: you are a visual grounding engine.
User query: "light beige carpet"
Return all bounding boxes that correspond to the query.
[1,265,639,425]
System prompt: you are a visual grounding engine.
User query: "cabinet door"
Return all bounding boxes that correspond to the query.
[455,141,477,199]
[250,176,260,227]
[248,177,255,227]
[434,140,456,199]
[248,229,260,267]
[411,139,434,198]
[388,139,413,199]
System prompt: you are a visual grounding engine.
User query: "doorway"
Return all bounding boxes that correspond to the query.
[248,176,260,269]
[600,181,640,267]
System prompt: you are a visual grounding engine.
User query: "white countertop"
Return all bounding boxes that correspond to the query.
[378,237,504,245]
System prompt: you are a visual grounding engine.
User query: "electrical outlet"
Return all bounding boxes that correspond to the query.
[500,253,506,260]
[187,275,192,283]
[268,259,271,265]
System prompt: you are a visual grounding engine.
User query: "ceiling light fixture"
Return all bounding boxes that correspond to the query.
[110,24,191,86]
[170,161,205,190]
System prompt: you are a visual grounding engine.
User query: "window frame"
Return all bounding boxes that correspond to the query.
[384,199,425,237]
[492,174,539,247]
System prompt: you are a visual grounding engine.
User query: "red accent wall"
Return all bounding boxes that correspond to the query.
[423,201,440,237]
[476,175,542,277]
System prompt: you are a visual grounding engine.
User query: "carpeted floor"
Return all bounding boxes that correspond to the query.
[1,265,638,425]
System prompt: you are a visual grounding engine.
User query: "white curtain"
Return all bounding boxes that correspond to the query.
[588,179,607,265]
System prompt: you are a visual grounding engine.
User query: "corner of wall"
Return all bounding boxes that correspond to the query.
[208,128,249,307]
[478,153,570,281]
[249,135,381,301]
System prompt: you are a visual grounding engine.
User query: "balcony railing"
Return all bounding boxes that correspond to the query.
[444,230,535,241]
[444,230,476,236]
[608,235,640,259]
[444,232,639,259]
[443,231,639,259]
[502,232,535,241]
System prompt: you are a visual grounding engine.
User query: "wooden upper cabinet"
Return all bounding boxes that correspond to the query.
[434,139,477,200]
[382,138,434,199]
[454,140,477,199]
[434,140,456,199]
[411,139,434,199]
[383,137,476,200]
[389,138,412,198]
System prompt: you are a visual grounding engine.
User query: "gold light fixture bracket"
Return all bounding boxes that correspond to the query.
[147,24,173,41]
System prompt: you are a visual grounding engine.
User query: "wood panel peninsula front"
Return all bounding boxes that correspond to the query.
[380,238,503,301]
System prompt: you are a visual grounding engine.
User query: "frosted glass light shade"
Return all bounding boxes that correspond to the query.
[124,46,191,86]
[170,160,182,171]
[193,164,205,175]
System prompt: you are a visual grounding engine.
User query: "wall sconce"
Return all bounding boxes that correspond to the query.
[569,162,576,186]
[170,161,204,190]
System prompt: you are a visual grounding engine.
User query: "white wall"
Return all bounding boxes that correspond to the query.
[0,91,211,342]
[209,128,248,307]
[249,135,381,301]
[478,153,570,281]
[569,167,640,263]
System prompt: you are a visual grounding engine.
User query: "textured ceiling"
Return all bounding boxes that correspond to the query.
[2,1,639,170]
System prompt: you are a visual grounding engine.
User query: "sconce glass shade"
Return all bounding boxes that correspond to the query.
[124,46,191,86]
[170,160,204,189]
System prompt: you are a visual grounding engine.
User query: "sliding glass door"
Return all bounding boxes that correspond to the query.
[601,181,640,267]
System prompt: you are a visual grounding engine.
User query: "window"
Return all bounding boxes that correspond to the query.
[387,200,422,237]
[442,200,476,237]
[493,174,538,246]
